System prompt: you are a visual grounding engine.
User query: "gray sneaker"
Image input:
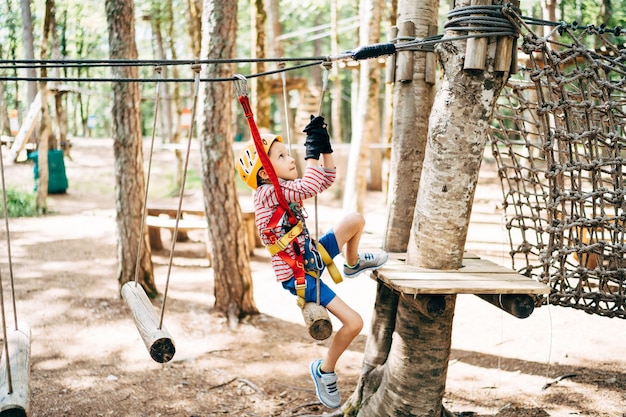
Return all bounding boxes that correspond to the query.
[343,251,388,278]
[310,359,341,408]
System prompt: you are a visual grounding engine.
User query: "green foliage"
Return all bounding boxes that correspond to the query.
[0,188,38,218]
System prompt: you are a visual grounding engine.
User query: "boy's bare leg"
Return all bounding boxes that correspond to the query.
[320,296,363,373]
[333,212,365,266]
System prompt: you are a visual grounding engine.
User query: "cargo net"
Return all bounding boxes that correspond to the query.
[488,25,626,318]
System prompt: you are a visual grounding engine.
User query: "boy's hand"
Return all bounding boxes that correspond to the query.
[303,115,333,160]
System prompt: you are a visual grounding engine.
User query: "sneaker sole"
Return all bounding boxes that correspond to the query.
[344,264,383,278]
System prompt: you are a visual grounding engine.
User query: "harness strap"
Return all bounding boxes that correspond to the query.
[317,242,343,285]
[266,220,304,256]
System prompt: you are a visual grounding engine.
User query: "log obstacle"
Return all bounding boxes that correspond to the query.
[476,293,535,318]
[0,325,31,417]
[301,302,332,340]
[121,282,175,363]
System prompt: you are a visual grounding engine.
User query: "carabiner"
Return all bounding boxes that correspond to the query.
[233,74,248,97]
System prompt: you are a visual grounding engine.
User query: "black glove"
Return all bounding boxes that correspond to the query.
[303,115,333,160]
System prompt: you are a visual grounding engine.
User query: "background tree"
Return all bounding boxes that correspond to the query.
[198,0,258,324]
[20,0,37,109]
[105,0,157,296]
[342,0,382,212]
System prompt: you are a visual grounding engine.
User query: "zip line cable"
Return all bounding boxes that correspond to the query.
[0,5,623,83]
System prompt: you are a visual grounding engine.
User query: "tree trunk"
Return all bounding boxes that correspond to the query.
[198,0,258,323]
[347,1,515,415]
[342,0,381,213]
[36,0,55,213]
[251,0,270,130]
[186,0,203,58]
[106,0,157,296]
[20,0,38,108]
[384,0,438,252]
[356,294,456,417]
[407,0,512,269]
[329,0,343,142]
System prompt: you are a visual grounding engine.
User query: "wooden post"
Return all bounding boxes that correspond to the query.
[0,325,31,417]
[301,302,332,341]
[385,26,399,84]
[463,0,491,70]
[121,282,176,363]
[424,24,438,85]
[396,21,415,83]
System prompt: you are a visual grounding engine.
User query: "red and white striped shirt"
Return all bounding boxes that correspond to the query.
[253,165,336,282]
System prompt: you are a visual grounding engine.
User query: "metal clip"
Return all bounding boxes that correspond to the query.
[233,74,248,97]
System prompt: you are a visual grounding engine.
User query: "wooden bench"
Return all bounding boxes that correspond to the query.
[145,206,261,260]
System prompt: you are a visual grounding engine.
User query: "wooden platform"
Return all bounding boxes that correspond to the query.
[372,253,550,295]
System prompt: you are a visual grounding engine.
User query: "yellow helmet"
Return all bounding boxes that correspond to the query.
[236,133,282,189]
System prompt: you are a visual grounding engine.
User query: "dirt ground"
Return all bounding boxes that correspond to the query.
[1,137,625,417]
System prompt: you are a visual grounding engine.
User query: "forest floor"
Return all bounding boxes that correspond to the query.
[1,137,625,417]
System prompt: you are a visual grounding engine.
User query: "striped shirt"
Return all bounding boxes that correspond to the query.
[254,165,336,282]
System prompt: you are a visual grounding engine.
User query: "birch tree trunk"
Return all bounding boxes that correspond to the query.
[407,0,512,269]
[342,0,381,213]
[106,0,157,296]
[198,0,258,324]
[384,0,438,252]
[20,0,37,108]
[347,1,515,415]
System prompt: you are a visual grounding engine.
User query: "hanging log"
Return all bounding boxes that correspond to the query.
[476,294,535,318]
[121,282,175,363]
[0,325,31,417]
[301,302,332,341]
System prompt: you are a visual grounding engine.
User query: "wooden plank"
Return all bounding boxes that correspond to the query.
[372,255,550,295]
[145,215,207,231]
[381,258,514,275]
[9,91,41,162]
[378,278,550,295]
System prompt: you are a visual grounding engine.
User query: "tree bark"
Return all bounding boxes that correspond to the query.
[106,0,157,296]
[250,0,270,130]
[384,0,438,252]
[407,0,512,270]
[342,0,381,213]
[20,0,38,108]
[351,293,456,417]
[198,0,258,322]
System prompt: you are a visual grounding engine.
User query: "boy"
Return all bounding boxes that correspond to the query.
[236,116,388,409]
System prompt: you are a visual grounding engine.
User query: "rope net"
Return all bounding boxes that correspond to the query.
[488,25,626,318]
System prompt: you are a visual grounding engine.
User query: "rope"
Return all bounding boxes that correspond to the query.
[314,62,332,306]
[132,65,163,289]
[0,133,19,394]
[487,20,626,318]
[159,63,203,328]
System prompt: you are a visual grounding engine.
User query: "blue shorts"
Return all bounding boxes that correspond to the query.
[281,229,340,307]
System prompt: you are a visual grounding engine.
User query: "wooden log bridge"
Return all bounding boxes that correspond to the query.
[346,253,550,416]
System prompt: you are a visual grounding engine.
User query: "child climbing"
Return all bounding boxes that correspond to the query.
[236,115,388,409]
